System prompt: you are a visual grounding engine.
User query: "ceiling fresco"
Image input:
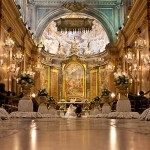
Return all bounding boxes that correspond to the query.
[41,14,109,56]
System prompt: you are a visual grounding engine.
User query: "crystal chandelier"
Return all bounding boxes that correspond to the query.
[4,36,15,48]
[125,48,135,64]
[13,47,24,63]
[135,35,146,49]
[7,63,20,77]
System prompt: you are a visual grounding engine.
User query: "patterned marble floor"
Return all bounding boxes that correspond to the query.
[0,118,150,150]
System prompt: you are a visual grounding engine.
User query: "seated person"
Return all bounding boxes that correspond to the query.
[75,105,82,117]
[32,97,39,112]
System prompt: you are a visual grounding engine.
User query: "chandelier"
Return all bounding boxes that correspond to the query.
[7,63,20,78]
[135,35,146,49]
[13,47,24,63]
[5,37,15,47]
[125,48,135,64]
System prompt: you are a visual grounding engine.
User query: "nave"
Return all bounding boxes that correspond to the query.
[0,118,150,150]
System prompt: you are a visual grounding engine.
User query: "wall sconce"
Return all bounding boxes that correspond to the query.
[143,55,150,69]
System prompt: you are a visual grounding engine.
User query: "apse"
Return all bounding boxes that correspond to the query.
[41,13,109,57]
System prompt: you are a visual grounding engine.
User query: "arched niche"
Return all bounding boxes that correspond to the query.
[35,8,116,44]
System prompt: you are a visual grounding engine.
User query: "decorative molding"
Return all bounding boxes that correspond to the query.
[33,1,118,6]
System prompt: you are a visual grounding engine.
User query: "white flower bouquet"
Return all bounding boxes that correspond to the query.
[38,88,48,96]
[17,73,34,87]
[114,72,129,86]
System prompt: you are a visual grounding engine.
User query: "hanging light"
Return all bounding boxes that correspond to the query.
[125,47,135,64]
[135,35,146,49]
[7,63,20,78]
[4,36,15,48]
[13,47,24,63]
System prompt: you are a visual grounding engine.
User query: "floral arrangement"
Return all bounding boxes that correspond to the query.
[17,73,34,87]
[101,88,110,97]
[114,73,129,86]
[48,96,55,102]
[84,106,89,112]
[90,96,100,105]
[84,99,88,103]
[38,88,48,96]
[59,105,65,111]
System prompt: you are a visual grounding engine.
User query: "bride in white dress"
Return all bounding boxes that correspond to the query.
[64,104,76,118]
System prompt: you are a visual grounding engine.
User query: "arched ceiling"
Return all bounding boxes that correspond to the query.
[15,0,124,61]
[41,13,109,56]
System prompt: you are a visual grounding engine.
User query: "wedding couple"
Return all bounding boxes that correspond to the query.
[64,104,82,118]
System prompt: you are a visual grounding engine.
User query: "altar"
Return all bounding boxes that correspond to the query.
[58,101,90,109]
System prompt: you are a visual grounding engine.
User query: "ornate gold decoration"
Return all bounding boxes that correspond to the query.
[61,1,87,12]
[54,17,94,32]
[62,55,86,100]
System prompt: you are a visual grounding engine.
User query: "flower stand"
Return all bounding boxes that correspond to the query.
[21,85,31,100]
[116,85,131,112]
[108,85,140,119]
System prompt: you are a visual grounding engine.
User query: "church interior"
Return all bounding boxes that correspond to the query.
[0,0,150,149]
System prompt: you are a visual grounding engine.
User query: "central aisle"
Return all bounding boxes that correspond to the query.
[0,118,150,150]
